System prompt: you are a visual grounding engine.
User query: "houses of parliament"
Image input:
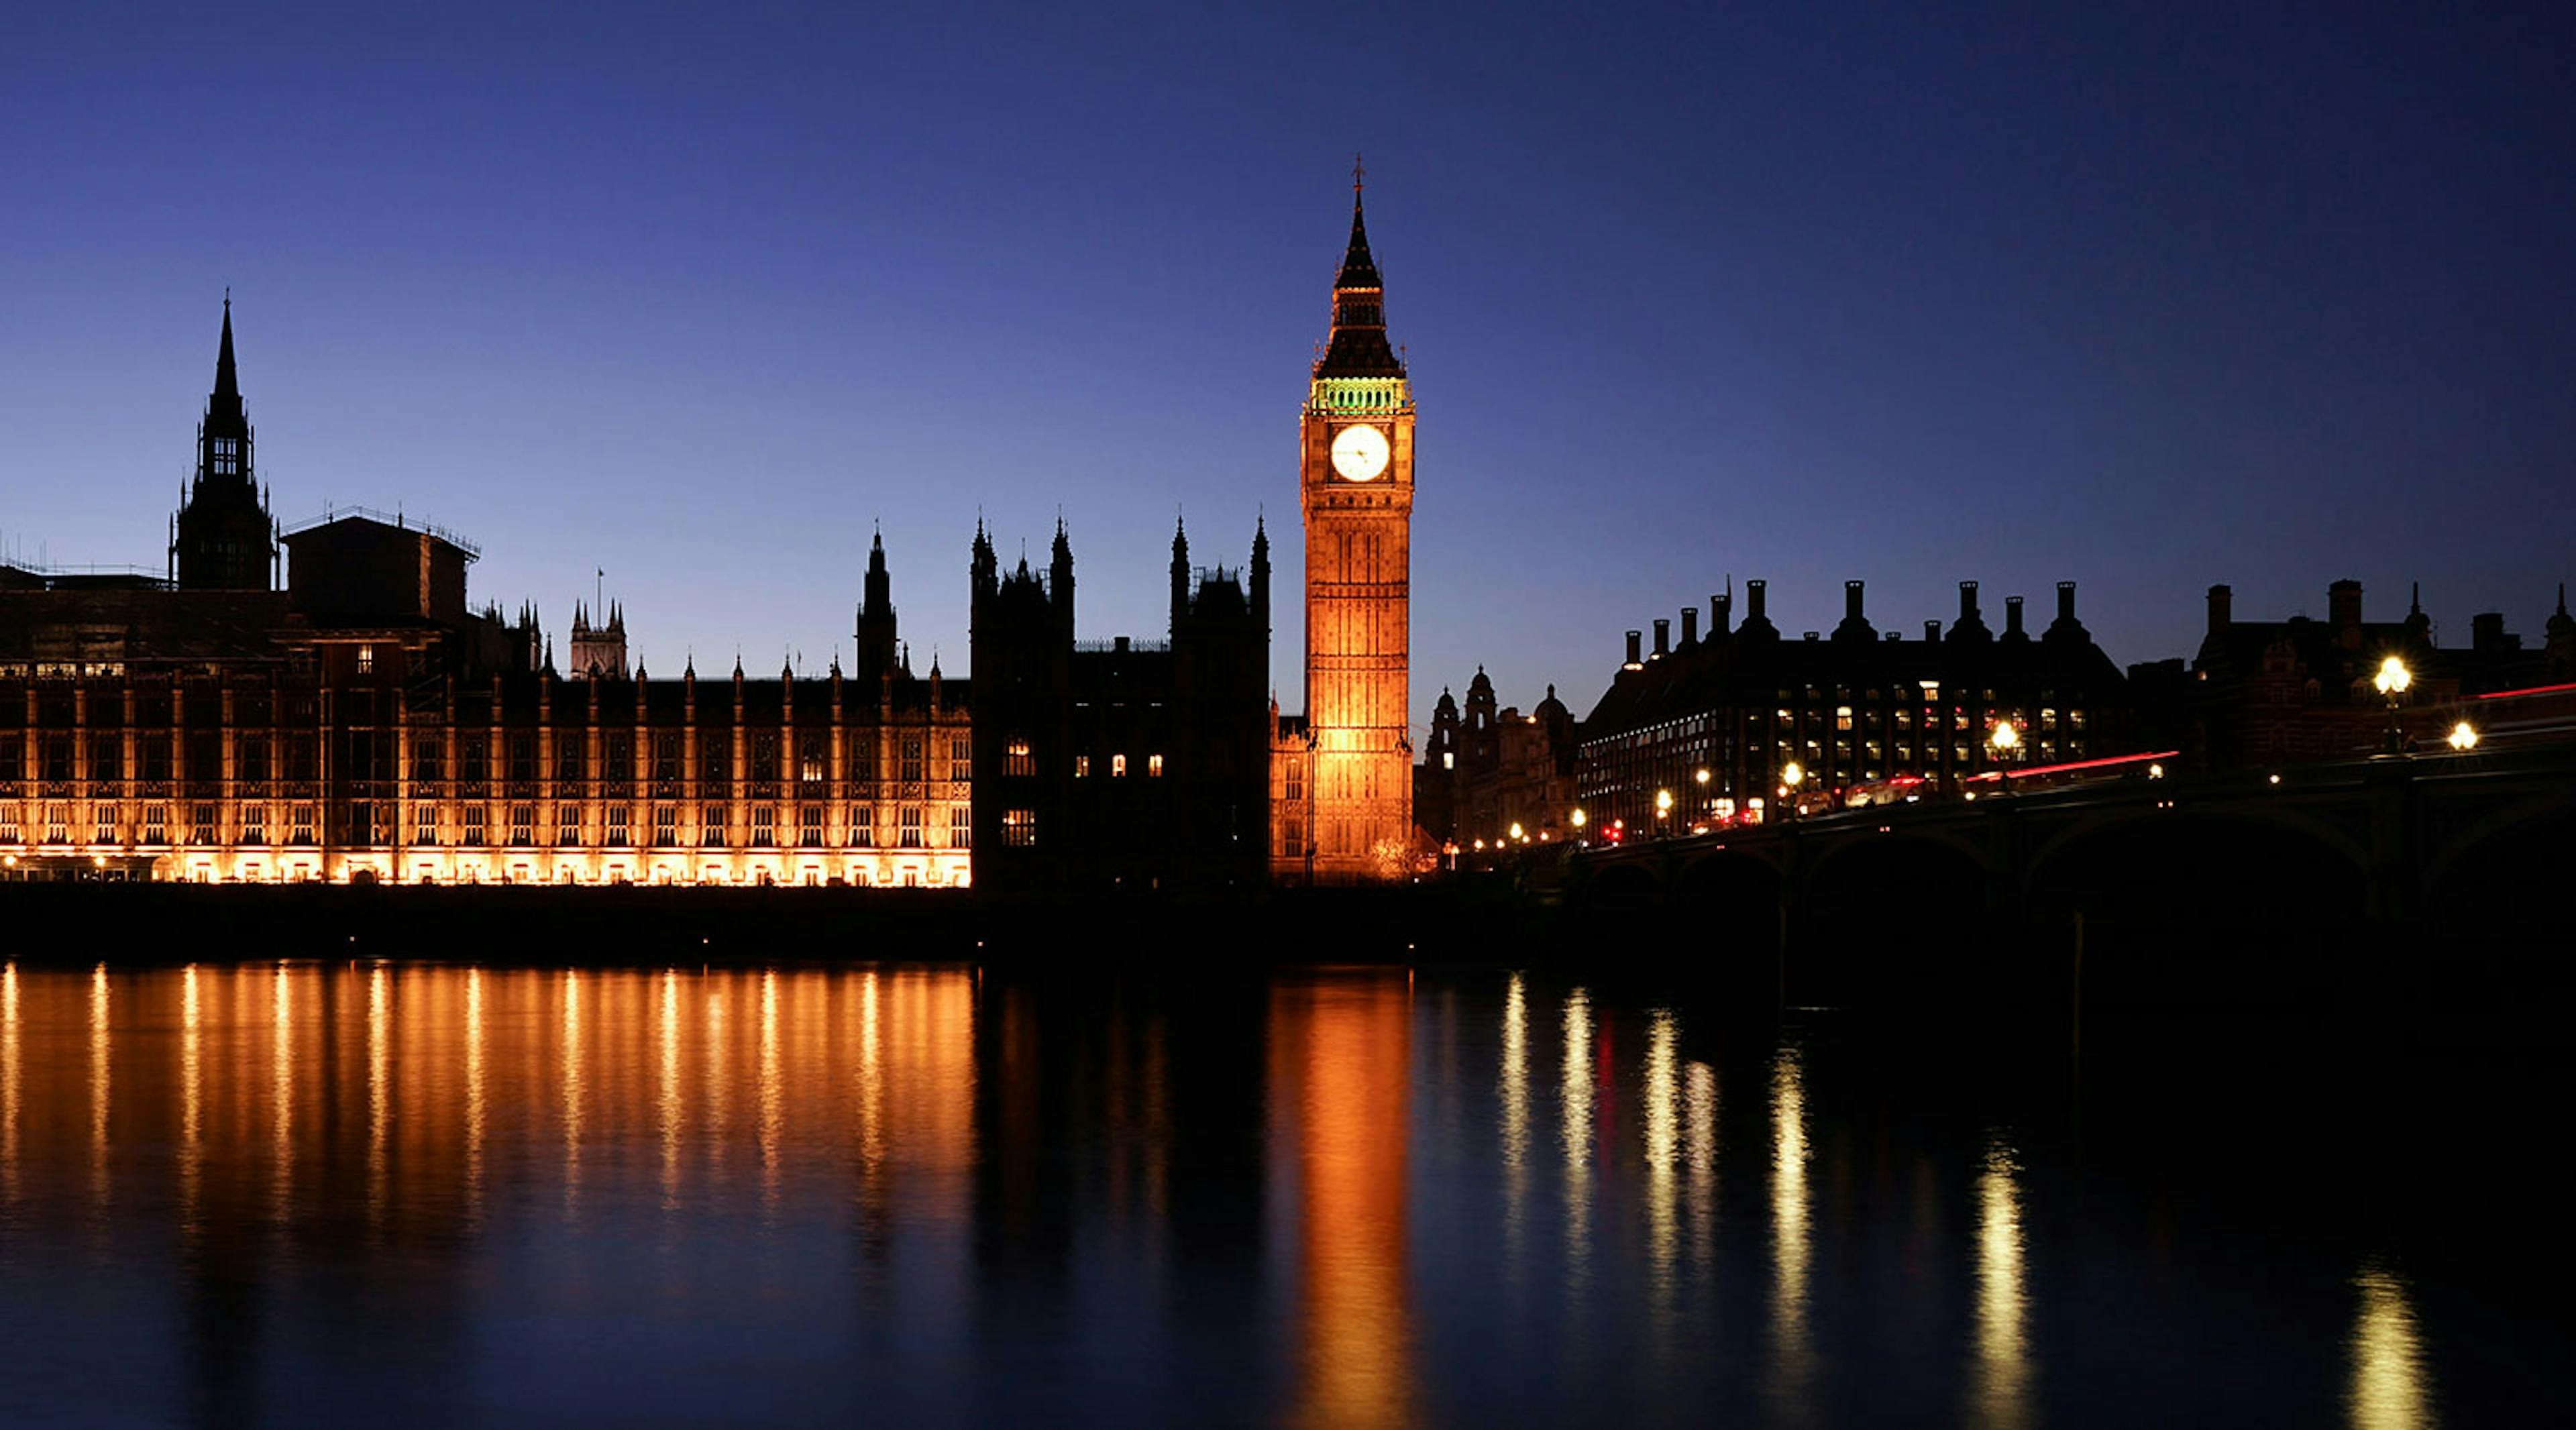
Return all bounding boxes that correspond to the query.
[0,186,1417,889]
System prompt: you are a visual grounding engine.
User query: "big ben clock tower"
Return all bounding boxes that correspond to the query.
[1297,164,1415,882]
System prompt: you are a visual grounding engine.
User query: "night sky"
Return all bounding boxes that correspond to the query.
[5,3,2569,724]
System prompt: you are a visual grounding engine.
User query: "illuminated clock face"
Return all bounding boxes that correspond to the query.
[1330,423,1391,482]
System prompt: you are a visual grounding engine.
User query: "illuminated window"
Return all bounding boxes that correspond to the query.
[1004,808,1036,846]
[413,805,437,846]
[461,806,486,846]
[1148,754,1164,777]
[605,805,631,846]
[653,804,678,846]
[1112,754,1128,777]
[900,806,923,848]
[143,804,166,844]
[558,804,582,846]
[850,804,874,846]
[902,738,923,783]
[1442,752,1454,769]
[193,803,217,845]
[1007,737,1034,778]
[752,806,777,846]
[1284,759,1303,802]
[508,804,534,846]
[1835,706,1854,732]
[702,804,727,846]
[949,806,970,848]
[240,806,264,845]
[1075,755,1091,778]
[356,645,374,674]
[951,737,972,781]
[800,805,823,846]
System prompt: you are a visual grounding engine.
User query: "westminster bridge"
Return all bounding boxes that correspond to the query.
[1562,743,2576,1008]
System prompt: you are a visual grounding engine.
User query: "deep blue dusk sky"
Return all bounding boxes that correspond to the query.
[5,3,2569,724]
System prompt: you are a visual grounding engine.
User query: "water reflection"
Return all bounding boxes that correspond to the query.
[1643,1009,1679,1303]
[1684,1059,1717,1273]
[1499,972,1529,1278]
[1276,973,1417,1430]
[2,963,18,1207]
[2349,1262,2438,1430]
[1768,1042,1815,1423]
[1969,1134,2032,1429]
[1561,985,1594,1303]
[0,963,2517,1427]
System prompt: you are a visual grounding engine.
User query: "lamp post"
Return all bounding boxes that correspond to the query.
[2374,655,2412,753]
[1779,761,1804,822]
[1654,787,1673,836]
[1988,720,2019,790]
[2447,720,2477,752]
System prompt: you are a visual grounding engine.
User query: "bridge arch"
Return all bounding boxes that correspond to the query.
[2422,789,2576,932]
[2028,808,2365,908]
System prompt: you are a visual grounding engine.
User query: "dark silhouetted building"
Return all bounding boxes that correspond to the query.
[2181,579,2576,769]
[1576,578,2133,838]
[970,517,1271,891]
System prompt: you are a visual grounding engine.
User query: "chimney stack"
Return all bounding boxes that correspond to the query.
[2004,595,2025,638]
[1925,620,1941,642]
[1747,580,1767,622]
[1652,618,1670,657]
[1625,630,1642,667]
[1712,591,1731,637]
[1680,607,1698,647]
[2329,579,2363,647]
[2057,580,2077,624]
[1845,580,1865,622]
[2208,584,2233,634]
[1959,580,1980,621]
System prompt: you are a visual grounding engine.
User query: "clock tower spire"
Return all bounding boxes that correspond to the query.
[1288,162,1415,883]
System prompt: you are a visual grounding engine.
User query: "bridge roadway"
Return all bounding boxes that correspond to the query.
[1566,742,2576,932]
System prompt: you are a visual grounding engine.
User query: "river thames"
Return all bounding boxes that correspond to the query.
[0,958,2555,1427]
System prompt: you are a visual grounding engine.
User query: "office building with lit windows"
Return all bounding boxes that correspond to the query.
[1575,578,2133,838]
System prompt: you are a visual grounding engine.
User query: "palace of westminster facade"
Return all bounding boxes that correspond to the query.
[0,184,1420,888]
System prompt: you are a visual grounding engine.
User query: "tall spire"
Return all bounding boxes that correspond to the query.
[1317,160,1402,378]
[213,291,241,410]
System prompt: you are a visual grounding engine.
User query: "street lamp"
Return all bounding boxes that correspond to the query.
[1654,788,1673,834]
[1988,720,2019,789]
[2375,655,2412,753]
[2447,720,2477,752]
[1569,807,1587,831]
[1779,761,1805,820]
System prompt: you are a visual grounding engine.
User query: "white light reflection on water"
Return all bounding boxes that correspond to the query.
[270,963,291,1225]
[466,967,486,1223]
[2349,1261,2438,1430]
[88,963,108,1210]
[368,965,389,1225]
[1644,1009,1679,1304]
[178,965,201,1231]
[1766,1042,1814,1424]
[1499,973,1529,1282]
[659,969,680,1210]
[3,962,19,1206]
[561,970,584,1216]
[1684,1060,1717,1273]
[1560,987,1593,1306]
[1969,1134,2032,1430]
[759,969,782,1216]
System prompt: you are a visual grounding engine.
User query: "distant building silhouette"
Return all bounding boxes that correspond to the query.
[1416,671,1576,852]
[2169,579,2576,769]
